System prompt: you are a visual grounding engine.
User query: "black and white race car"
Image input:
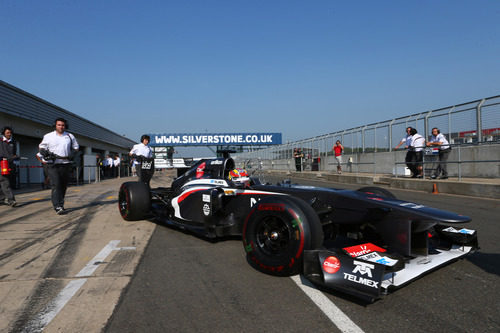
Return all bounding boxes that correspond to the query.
[118,156,478,302]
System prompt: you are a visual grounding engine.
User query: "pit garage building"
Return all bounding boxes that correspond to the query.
[0,80,135,184]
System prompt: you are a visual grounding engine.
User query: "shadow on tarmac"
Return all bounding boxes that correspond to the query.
[467,251,500,277]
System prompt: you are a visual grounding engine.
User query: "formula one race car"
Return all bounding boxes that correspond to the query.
[118,155,478,302]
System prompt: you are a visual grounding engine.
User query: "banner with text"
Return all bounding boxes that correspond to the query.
[149,133,282,146]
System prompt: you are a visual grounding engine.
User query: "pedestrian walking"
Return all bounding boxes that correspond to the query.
[333,140,344,174]
[39,118,79,214]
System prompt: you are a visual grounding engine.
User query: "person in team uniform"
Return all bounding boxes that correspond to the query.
[113,155,121,178]
[129,135,154,186]
[39,118,79,214]
[0,126,17,206]
[395,127,414,177]
[408,128,425,178]
[427,127,451,179]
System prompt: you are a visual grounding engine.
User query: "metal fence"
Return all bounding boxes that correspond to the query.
[233,95,500,178]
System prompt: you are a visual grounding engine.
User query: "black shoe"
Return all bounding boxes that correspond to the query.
[430,175,437,179]
[55,207,65,215]
[439,176,448,180]
[7,200,17,207]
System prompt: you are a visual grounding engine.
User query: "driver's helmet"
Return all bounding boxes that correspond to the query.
[228,168,250,187]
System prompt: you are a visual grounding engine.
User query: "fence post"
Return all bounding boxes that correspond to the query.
[362,126,366,153]
[458,145,462,181]
[373,152,376,176]
[422,153,426,178]
[476,99,485,143]
[389,119,394,152]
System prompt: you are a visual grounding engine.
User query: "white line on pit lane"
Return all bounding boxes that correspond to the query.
[290,275,364,333]
[22,240,136,333]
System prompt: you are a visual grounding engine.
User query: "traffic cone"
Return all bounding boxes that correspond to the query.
[432,183,439,194]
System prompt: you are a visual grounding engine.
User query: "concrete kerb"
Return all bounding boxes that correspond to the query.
[262,170,500,200]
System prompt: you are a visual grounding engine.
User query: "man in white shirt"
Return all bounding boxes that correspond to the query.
[409,128,425,178]
[395,127,414,176]
[113,155,121,178]
[129,134,154,186]
[39,118,79,214]
[427,127,451,179]
[103,154,113,178]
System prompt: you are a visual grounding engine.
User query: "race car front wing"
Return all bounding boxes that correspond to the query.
[303,227,478,302]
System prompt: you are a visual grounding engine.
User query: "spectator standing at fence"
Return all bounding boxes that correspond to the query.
[293,148,303,172]
[332,140,344,174]
[39,118,79,214]
[0,126,17,206]
[36,152,50,189]
[395,127,414,176]
[408,128,425,178]
[427,127,450,179]
[129,135,154,186]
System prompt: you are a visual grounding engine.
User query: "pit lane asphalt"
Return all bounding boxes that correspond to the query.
[106,174,500,333]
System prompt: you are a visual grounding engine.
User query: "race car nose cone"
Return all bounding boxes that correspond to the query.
[270,231,279,240]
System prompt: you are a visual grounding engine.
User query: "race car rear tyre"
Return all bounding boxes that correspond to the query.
[242,196,323,276]
[118,182,151,221]
[357,186,396,199]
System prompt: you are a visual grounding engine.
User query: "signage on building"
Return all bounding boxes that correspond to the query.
[149,133,282,146]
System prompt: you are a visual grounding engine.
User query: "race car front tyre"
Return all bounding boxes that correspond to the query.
[357,186,396,199]
[242,196,324,276]
[118,181,151,221]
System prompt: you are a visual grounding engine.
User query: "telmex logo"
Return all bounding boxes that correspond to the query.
[322,256,341,274]
[352,260,374,278]
[343,260,379,288]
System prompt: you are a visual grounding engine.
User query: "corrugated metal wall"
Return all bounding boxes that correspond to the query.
[0,80,135,148]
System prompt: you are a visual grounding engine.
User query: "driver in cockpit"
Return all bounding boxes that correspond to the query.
[228,168,250,188]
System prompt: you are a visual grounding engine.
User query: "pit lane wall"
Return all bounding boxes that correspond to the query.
[235,143,500,178]
[233,143,500,199]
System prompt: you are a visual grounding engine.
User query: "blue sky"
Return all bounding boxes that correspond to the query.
[1,1,499,154]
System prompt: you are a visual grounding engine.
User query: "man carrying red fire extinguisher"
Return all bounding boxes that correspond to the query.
[0,126,17,207]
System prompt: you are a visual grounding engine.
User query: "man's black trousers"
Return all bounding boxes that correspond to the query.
[46,164,72,209]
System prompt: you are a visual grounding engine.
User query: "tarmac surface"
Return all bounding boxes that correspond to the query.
[1,170,499,332]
